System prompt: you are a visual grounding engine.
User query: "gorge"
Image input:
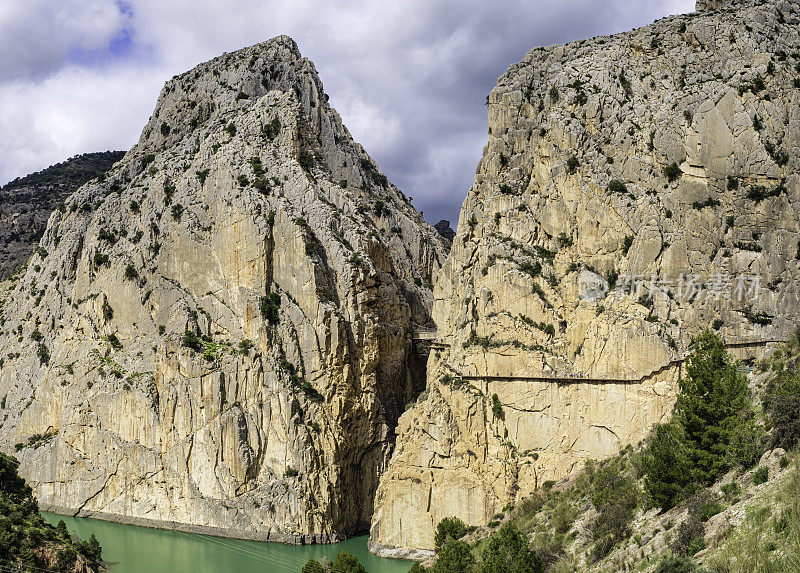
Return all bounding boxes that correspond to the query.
[1,0,800,570]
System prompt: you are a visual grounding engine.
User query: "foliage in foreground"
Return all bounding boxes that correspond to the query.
[302,550,366,573]
[706,456,800,572]
[0,452,102,572]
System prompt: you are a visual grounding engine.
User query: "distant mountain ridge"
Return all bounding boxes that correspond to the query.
[0,151,124,279]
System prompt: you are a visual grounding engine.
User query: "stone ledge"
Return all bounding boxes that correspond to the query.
[41,504,343,545]
[367,538,433,561]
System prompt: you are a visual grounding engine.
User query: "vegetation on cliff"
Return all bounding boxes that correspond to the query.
[0,452,102,572]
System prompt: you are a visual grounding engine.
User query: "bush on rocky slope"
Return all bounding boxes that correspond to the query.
[411,328,800,571]
[0,452,102,572]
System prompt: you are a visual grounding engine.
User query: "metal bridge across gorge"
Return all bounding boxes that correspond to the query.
[410,327,783,386]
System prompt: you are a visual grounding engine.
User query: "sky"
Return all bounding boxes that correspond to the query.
[0,0,695,226]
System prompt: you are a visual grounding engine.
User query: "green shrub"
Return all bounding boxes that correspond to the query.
[763,334,800,450]
[182,330,202,352]
[434,516,469,550]
[331,550,365,573]
[196,169,210,185]
[160,122,170,136]
[622,235,634,255]
[721,482,741,501]
[753,466,769,485]
[298,150,314,172]
[591,463,640,545]
[655,556,697,573]
[566,155,579,174]
[664,163,682,182]
[675,512,705,557]
[607,179,627,194]
[301,559,324,573]
[552,500,578,534]
[692,197,721,210]
[301,380,323,402]
[36,343,50,366]
[480,523,543,573]
[93,252,110,267]
[263,118,281,140]
[285,467,299,478]
[433,539,474,573]
[492,393,503,417]
[98,227,116,244]
[225,122,237,137]
[102,300,114,321]
[124,265,138,281]
[727,419,764,469]
[254,176,269,194]
[644,421,693,509]
[698,500,724,522]
[260,293,281,324]
[104,334,123,350]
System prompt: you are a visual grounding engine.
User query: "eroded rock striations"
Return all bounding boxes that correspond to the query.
[371,0,800,557]
[0,152,124,280]
[0,36,448,542]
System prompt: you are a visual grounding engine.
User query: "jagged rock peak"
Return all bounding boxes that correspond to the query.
[0,34,448,543]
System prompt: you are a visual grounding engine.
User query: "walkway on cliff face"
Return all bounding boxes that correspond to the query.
[412,327,781,386]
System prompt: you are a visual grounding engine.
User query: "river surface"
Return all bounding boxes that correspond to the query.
[42,513,412,573]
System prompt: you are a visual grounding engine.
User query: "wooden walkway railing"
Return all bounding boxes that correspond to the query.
[443,338,783,386]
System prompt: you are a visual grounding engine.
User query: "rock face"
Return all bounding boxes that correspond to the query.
[0,36,449,542]
[0,152,124,279]
[371,0,800,556]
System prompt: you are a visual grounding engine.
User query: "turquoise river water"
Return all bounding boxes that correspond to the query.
[42,513,413,573]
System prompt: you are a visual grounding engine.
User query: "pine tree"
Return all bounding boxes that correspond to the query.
[676,330,752,485]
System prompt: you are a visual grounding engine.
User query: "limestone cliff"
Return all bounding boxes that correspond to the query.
[371,0,800,556]
[0,36,449,542]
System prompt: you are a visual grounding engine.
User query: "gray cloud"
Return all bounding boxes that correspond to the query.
[0,0,694,225]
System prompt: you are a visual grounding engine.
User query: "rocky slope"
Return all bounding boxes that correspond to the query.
[371,0,800,556]
[0,151,124,280]
[0,36,448,542]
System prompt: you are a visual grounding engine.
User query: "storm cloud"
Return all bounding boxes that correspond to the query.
[0,0,694,225]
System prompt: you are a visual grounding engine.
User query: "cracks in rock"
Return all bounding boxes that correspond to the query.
[503,402,551,414]
[73,456,123,516]
[591,424,620,442]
